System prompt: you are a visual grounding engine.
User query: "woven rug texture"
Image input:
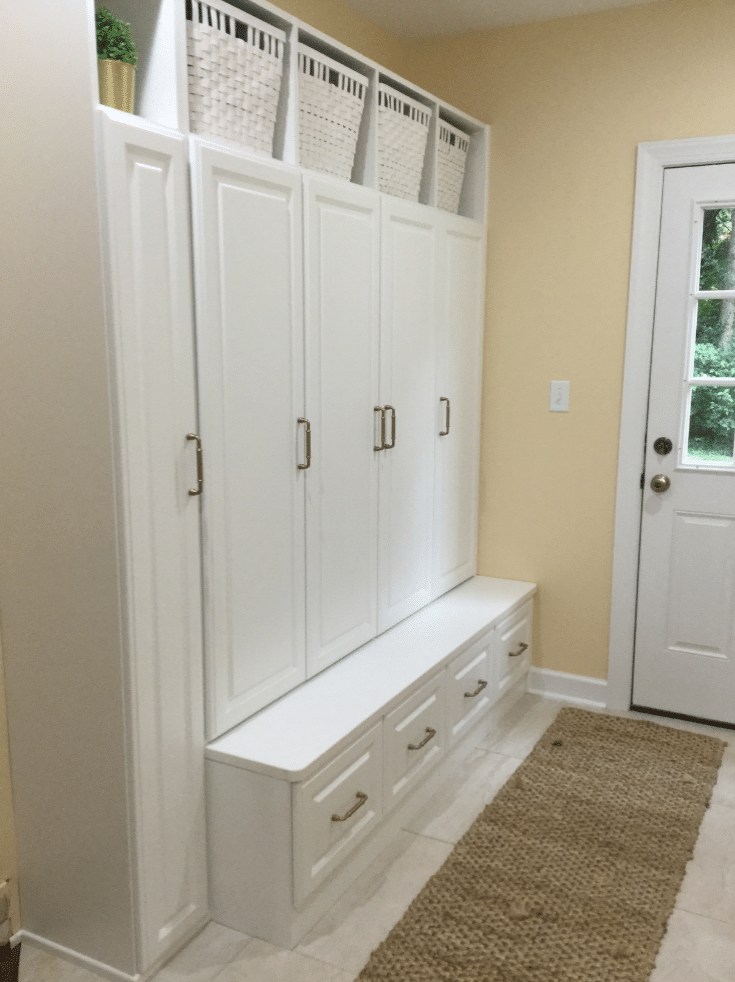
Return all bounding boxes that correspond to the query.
[356,707,725,982]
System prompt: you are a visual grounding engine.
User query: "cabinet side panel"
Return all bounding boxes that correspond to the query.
[101,114,208,970]
[206,763,293,945]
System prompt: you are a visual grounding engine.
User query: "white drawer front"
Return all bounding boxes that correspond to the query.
[383,671,446,810]
[293,722,383,905]
[497,601,533,694]
[446,633,494,743]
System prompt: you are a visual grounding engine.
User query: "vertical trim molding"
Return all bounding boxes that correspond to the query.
[608,134,735,710]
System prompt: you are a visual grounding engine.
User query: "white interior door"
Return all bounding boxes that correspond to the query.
[433,214,485,597]
[633,162,735,725]
[304,176,380,676]
[191,143,306,738]
[378,198,438,633]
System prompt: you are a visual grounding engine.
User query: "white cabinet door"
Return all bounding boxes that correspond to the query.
[99,111,206,970]
[378,198,439,632]
[433,215,485,597]
[304,177,380,677]
[191,142,306,738]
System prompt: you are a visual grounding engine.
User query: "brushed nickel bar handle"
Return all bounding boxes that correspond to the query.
[408,727,436,751]
[510,642,528,658]
[374,406,385,451]
[331,791,367,822]
[186,433,203,496]
[384,405,396,449]
[298,418,311,470]
[464,679,488,698]
[439,397,450,436]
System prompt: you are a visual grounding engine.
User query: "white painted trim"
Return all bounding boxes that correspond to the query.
[608,134,735,711]
[18,930,142,982]
[527,667,607,709]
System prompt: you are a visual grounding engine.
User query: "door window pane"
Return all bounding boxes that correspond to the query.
[699,207,735,291]
[687,385,735,464]
[693,299,735,375]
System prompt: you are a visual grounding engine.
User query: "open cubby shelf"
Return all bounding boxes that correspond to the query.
[93,0,489,220]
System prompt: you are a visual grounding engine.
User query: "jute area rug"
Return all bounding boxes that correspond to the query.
[356,707,725,982]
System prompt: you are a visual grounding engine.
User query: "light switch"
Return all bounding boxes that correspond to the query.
[550,381,570,412]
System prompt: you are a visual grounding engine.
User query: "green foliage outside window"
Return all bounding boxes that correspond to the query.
[690,209,735,458]
[96,7,138,66]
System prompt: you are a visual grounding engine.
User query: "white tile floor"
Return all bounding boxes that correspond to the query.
[18,693,735,982]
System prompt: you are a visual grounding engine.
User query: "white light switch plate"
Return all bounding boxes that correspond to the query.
[550,381,570,412]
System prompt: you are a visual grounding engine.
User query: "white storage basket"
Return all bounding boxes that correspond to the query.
[437,120,470,214]
[378,83,431,202]
[186,0,285,155]
[297,45,368,181]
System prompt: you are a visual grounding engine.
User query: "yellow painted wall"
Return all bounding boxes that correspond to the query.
[272,0,405,72]
[402,0,735,679]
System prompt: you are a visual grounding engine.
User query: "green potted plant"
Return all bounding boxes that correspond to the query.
[96,7,137,113]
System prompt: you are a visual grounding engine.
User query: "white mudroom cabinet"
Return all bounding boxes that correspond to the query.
[2,0,515,979]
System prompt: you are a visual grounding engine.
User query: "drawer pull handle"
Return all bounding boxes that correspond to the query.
[384,405,396,449]
[374,406,386,451]
[464,679,488,698]
[408,727,436,751]
[186,433,204,496]
[439,396,450,436]
[298,418,311,470]
[510,642,529,658]
[331,791,368,822]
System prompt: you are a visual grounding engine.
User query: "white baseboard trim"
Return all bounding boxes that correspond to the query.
[18,930,141,982]
[527,667,608,709]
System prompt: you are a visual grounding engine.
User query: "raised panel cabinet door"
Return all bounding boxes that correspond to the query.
[378,198,439,633]
[190,142,306,738]
[304,177,380,677]
[433,215,485,597]
[99,111,207,971]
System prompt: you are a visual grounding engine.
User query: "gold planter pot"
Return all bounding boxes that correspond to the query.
[98,59,135,113]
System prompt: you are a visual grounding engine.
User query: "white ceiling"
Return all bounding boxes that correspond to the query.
[337,0,659,38]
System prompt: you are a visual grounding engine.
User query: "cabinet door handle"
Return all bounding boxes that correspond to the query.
[374,406,386,451]
[464,679,488,698]
[186,433,203,496]
[331,790,367,822]
[384,405,396,449]
[510,642,528,658]
[408,726,436,750]
[439,396,450,436]
[297,418,311,470]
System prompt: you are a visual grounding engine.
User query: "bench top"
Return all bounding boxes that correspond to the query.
[205,576,536,781]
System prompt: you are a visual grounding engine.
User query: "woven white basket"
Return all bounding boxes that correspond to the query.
[378,83,431,202]
[437,120,470,214]
[187,0,285,155]
[297,45,368,181]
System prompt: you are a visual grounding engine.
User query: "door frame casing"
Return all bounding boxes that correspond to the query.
[608,134,735,710]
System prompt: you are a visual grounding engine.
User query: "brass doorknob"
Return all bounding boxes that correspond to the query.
[650,474,670,493]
